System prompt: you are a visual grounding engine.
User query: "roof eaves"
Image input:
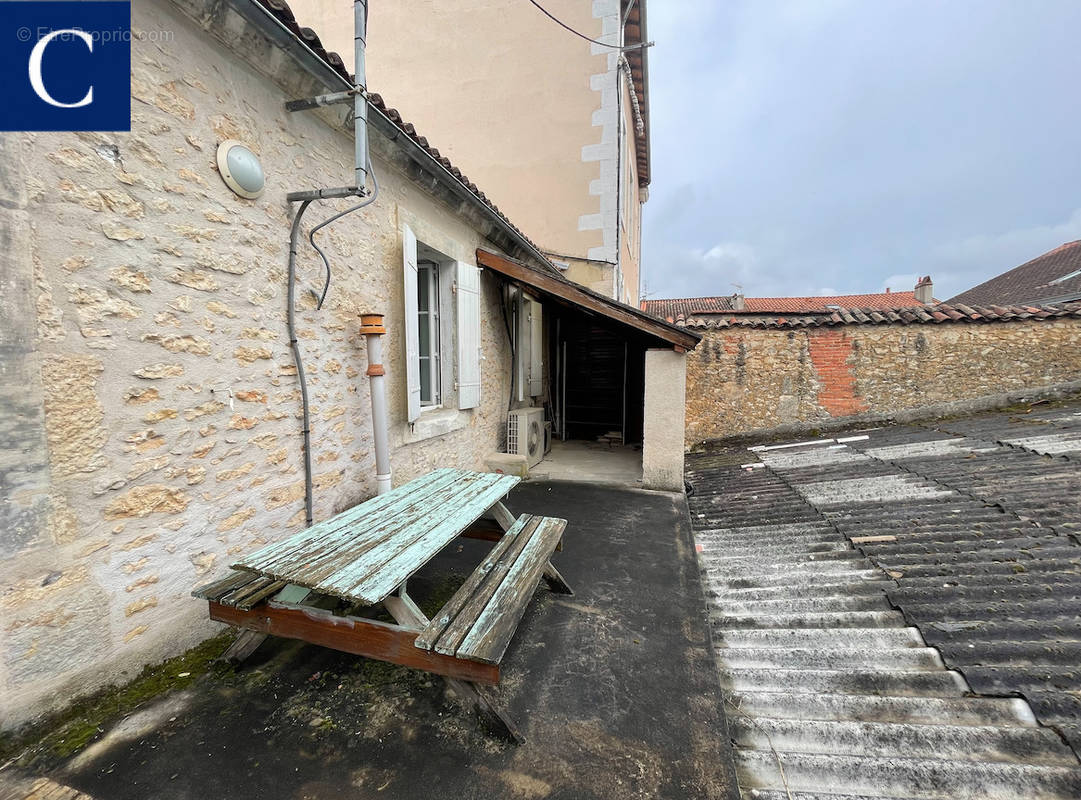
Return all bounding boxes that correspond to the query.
[479,249,700,349]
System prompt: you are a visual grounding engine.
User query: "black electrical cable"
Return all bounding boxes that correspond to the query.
[501,283,517,416]
[525,0,644,50]
[306,155,380,309]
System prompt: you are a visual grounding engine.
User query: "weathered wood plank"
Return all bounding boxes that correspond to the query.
[333,475,516,602]
[236,580,288,610]
[456,517,566,665]
[220,577,273,607]
[432,516,543,657]
[208,601,500,685]
[231,469,520,606]
[415,515,533,652]
[191,570,260,601]
[233,470,465,579]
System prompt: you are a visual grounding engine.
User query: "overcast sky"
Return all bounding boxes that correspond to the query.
[640,0,1081,302]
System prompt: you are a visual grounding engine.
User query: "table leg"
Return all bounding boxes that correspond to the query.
[488,500,516,532]
[382,587,524,744]
[542,561,574,595]
[444,679,524,744]
[221,629,267,663]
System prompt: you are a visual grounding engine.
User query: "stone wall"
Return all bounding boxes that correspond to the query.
[685,319,1081,446]
[1,0,518,728]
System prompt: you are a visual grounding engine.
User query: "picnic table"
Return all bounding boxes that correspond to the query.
[193,468,571,742]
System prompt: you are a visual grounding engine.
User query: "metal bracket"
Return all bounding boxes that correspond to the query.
[285,86,365,113]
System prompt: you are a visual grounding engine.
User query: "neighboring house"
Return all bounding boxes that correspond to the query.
[643,276,935,323]
[948,240,1081,306]
[0,0,693,729]
[290,0,650,307]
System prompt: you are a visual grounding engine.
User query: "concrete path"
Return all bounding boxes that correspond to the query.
[687,439,1081,800]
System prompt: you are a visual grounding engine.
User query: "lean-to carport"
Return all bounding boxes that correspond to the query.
[477,250,700,490]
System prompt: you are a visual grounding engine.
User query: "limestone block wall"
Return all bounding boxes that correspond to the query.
[1,0,515,728]
[685,320,1081,446]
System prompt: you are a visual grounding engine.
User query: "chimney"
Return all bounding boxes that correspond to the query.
[914,275,934,304]
[731,291,745,311]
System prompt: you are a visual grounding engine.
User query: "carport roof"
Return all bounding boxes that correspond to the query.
[476,249,701,350]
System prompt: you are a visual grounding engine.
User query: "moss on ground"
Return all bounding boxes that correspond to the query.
[0,632,234,768]
[416,573,467,619]
[1,571,475,771]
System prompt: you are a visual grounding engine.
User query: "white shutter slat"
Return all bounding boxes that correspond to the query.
[402,224,421,422]
[529,299,543,397]
[456,261,482,410]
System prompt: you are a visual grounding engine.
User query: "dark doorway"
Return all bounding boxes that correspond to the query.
[553,313,646,445]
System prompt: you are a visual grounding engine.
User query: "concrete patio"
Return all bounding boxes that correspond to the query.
[530,441,644,487]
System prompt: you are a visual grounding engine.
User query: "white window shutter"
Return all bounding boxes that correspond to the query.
[456,261,482,410]
[402,224,421,422]
[529,299,543,397]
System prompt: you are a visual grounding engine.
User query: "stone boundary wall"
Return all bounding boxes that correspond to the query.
[685,318,1081,447]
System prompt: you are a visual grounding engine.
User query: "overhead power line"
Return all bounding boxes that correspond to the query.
[525,0,652,51]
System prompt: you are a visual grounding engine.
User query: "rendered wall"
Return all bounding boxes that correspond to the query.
[685,320,1081,446]
[642,348,686,491]
[298,0,610,266]
[0,0,516,728]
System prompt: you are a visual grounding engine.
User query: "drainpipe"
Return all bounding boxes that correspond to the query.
[287,200,315,527]
[284,0,373,525]
[361,313,392,495]
[352,0,369,191]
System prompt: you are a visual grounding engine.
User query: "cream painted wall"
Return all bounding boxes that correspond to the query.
[290,0,627,290]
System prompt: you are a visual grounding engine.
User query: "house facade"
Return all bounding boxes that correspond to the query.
[0,0,689,729]
[290,0,650,307]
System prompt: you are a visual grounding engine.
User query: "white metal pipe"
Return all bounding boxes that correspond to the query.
[362,314,391,494]
[353,0,369,190]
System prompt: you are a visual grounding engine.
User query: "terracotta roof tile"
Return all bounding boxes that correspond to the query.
[643,290,926,322]
[677,302,1081,329]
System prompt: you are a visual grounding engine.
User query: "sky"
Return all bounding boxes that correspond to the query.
[640,0,1081,302]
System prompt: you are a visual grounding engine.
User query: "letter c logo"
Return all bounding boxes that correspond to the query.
[29,28,94,109]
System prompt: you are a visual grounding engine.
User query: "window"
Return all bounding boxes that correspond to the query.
[417,260,441,406]
[402,224,482,423]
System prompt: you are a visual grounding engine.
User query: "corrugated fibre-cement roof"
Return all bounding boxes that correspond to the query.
[687,397,1081,766]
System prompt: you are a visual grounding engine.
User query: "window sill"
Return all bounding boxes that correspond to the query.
[403,407,469,444]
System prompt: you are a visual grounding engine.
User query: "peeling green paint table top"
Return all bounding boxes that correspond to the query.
[231,468,520,606]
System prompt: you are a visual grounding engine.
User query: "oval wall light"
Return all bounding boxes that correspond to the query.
[216,140,265,199]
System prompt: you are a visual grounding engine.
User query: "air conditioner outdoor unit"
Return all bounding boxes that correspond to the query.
[507,407,545,468]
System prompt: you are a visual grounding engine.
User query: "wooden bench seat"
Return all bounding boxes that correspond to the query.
[414,514,569,665]
[192,572,288,611]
